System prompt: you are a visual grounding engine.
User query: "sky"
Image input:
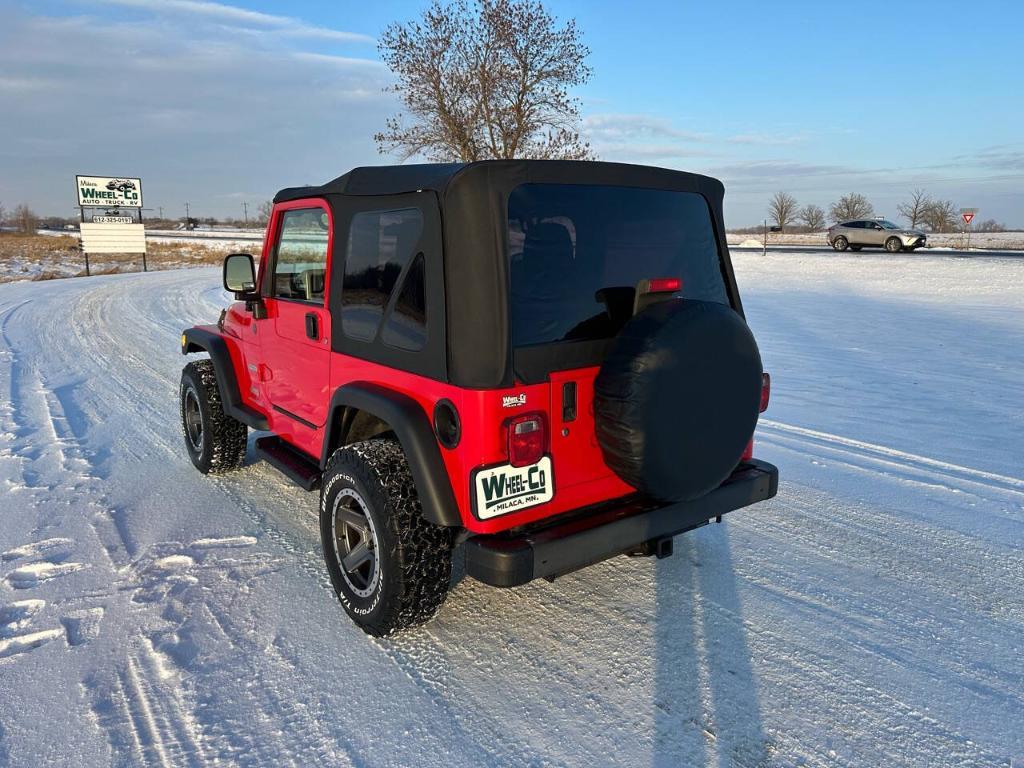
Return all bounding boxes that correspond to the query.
[1,0,1022,226]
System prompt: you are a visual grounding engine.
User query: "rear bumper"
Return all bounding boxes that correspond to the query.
[464,459,779,587]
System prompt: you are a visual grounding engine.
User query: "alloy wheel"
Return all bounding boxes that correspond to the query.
[332,488,380,597]
[184,387,203,452]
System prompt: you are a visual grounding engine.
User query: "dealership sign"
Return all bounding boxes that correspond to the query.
[76,175,143,208]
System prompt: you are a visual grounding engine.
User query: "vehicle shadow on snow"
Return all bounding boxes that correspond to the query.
[653,525,770,767]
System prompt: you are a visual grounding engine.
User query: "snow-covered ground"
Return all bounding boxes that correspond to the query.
[0,251,1021,766]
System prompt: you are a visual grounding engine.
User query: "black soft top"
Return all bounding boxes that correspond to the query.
[274,160,736,388]
[274,163,467,202]
[274,160,722,203]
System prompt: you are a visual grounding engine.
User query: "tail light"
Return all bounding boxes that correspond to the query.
[643,277,682,294]
[506,412,547,467]
[760,372,771,412]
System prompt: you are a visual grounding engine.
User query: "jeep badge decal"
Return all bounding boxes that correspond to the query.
[502,393,527,408]
[473,457,554,519]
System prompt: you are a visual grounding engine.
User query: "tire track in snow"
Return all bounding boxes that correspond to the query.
[0,301,32,490]
[86,644,207,768]
[759,419,1024,499]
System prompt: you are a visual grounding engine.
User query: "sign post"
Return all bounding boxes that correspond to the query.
[75,176,147,273]
[960,207,978,251]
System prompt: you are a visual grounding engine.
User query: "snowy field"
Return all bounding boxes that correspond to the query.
[0,250,1022,766]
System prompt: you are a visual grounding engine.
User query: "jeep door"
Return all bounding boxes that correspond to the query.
[257,201,333,447]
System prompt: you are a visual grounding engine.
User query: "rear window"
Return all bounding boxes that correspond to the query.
[507,184,728,348]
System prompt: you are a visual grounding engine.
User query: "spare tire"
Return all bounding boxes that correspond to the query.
[593,300,763,502]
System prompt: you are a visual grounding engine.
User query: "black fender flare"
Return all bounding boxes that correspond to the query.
[321,382,461,528]
[181,327,269,430]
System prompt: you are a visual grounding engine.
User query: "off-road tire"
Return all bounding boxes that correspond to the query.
[179,360,247,474]
[320,439,453,636]
[885,236,903,253]
[832,236,849,251]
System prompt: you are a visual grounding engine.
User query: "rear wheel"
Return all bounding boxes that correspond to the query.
[179,360,247,474]
[320,439,453,636]
[832,236,849,251]
[885,236,903,253]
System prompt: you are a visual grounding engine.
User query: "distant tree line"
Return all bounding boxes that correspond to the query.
[0,201,277,233]
[0,203,42,234]
[757,190,1008,234]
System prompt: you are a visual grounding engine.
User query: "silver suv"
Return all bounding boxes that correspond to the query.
[827,219,926,252]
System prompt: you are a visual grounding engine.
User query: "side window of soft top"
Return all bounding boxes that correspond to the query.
[341,207,427,350]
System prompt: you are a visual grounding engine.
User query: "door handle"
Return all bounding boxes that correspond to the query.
[305,312,319,340]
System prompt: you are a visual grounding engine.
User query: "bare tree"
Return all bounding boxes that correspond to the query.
[829,193,873,223]
[799,203,826,231]
[896,188,930,229]
[922,199,957,233]
[768,191,799,231]
[257,201,273,225]
[0,201,6,228]
[13,204,38,235]
[376,0,593,161]
[976,218,1006,233]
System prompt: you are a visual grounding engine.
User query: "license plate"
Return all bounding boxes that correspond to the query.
[472,457,554,519]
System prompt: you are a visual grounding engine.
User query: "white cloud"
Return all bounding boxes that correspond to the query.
[292,52,387,69]
[95,0,375,43]
[727,133,806,146]
[0,8,394,217]
[584,113,710,143]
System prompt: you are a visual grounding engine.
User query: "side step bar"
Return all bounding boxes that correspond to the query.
[254,435,322,491]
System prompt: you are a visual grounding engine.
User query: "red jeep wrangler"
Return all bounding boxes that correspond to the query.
[180,160,778,635]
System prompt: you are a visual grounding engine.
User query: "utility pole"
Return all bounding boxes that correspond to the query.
[242,201,249,229]
[185,201,191,230]
[158,206,164,219]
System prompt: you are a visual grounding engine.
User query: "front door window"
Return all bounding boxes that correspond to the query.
[271,208,329,304]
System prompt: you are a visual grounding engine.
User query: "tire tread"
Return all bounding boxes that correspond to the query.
[321,439,453,635]
[180,359,248,473]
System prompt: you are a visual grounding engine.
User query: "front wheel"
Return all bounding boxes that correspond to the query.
[179,360,247,474]
[885,236,904,253]
[320,439,454,636]
[832,236,849,251]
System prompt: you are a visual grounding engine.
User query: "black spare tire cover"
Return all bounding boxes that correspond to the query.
[593,299,763,502]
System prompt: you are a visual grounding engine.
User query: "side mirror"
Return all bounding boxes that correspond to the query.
[223,253,256,295]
